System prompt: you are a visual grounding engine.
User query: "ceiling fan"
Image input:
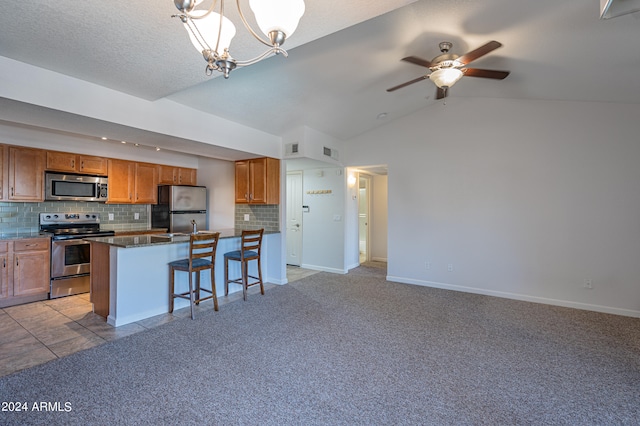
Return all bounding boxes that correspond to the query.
[387,40,510,99]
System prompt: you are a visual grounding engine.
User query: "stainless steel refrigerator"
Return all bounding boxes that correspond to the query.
[152,185,207,233]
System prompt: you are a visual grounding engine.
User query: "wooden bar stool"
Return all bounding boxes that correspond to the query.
[224,229,264,301]
[169,232,220,320]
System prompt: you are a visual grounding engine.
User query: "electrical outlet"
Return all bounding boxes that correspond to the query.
[447,263,454,272]
[425,262,431,270]
[244,214,250,221]
[134,213,139,220]
[584,279,593,289]
[108,213,114,221]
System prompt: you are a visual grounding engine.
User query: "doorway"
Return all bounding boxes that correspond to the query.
[286,171,303,266]
[358,174,371,264]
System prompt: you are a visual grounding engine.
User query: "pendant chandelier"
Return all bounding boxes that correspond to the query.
[173,0,306,78]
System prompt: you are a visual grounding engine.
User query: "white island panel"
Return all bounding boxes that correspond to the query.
[105,233,283,327]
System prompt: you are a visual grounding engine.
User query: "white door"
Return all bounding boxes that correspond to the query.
[286,171,303,266]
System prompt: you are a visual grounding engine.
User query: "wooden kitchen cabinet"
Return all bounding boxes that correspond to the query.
[0,237,50,307]
[107,159,157,204]
[0,145,6,201]
[0,242,9,301]
[107,159,134,203]
[157,165,197,186]
[8,146,44,201]
[46,151,107,175]
[134,162,158,204]
[235,157,280,204]
[12,239,50,297]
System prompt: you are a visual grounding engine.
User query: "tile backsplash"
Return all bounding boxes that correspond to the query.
[234,204,279,232]
[0,201,279,235]
[0,201,150,235]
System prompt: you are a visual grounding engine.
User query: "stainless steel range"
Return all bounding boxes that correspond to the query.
[39,212,115,298]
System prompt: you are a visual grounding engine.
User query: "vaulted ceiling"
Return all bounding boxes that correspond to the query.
[1,0,639,148]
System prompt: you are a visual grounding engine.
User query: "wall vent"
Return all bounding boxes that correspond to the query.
[285,143,299,156]
[323,146,339,160]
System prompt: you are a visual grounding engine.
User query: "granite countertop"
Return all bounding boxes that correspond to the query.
[0,232,51,241]
[84,228,279,248]
[112,228,168,236]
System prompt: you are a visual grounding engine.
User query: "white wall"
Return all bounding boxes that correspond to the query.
[298,166,347,273]
[196,157,235,229]
[345,97,640,317]
[282,125,343,166]
[0,123,198,168]
[371,174,388,262]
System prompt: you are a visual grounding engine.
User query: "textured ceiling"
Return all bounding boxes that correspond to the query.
[1,0,639,146]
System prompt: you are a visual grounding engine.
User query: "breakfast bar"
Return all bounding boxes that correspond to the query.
[86,229,283,327]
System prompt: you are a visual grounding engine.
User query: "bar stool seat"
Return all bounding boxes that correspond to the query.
[224,229,264,301]
[169,232,220,320]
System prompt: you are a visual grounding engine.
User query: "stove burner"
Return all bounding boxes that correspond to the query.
[39,212,115,239]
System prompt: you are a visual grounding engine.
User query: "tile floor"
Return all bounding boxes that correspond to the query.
[0,266,319,378]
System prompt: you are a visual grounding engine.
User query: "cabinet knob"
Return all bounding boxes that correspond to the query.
[71,160,75,168]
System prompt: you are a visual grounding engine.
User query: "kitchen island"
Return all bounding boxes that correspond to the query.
[86,229,283,327]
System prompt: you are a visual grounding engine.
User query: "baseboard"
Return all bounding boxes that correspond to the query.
[386,275,640,319]
[267,277,287,285]
[301,264,347,274]
[371,257,388,262]
[346,262,360,271]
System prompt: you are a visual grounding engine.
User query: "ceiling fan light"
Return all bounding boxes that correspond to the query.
[184,9,236,55]
[429,68,464,89]
[249,0,305,41]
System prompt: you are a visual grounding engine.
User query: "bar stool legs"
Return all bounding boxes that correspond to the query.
[224,229,264,301]
[168,232,220,319]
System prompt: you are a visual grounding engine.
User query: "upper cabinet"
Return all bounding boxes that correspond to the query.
[134,162,158,204]
[0,143,196,204]
[107,159,134,203]
[235,157,280,204]
[7,146,44,202]
[157,165,197,186]
[106,159,157,204]
[0,145,6,201]
[46,151,107,175]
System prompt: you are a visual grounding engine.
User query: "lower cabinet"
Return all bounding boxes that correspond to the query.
[0,238,50,308]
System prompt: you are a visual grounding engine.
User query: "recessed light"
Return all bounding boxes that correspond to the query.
[101,137,108,140]
[121,141,127,144]
[376,112,388,120]
[156,147,161,151]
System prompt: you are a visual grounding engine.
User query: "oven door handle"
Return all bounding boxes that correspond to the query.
[53,239,92,246]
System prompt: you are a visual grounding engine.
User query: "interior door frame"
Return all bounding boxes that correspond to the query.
[286,170,304,266]
[358,173,371,264]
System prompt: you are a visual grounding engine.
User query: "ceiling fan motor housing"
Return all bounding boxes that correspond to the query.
[430,53,461,70]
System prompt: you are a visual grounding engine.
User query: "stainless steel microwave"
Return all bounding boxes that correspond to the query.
[45,173,108,202]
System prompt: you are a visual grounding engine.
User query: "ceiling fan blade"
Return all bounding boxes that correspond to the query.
[456,41,502,66]
[435,87,447,100]
[463,68,510,79]
[386,75,429,92]
[401,56,434,68]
